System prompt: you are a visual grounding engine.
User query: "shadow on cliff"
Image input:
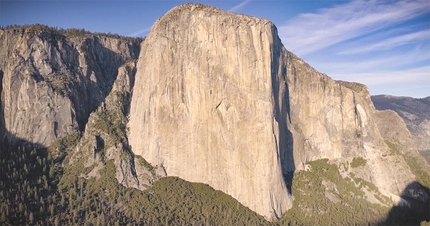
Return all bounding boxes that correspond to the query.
[1,70,67,224]
[73,37,124,131]
[0,70,4,140]
[379,181,430,225]
[271,48,295,195]
[57,35,139,132]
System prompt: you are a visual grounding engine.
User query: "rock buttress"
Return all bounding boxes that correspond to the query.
[129,4,292,220]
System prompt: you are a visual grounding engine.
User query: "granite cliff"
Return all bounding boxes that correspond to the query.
[128,4,422,219]
[1,4,429,223]
[0,25,140,146]
[128,4,293,219]
[0,25,158,197]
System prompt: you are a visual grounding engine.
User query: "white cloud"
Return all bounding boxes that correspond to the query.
[229,0,251,13]
[128,26,152,37]
[339,29,430,54]
[331,66,430,86]
[316,46,430,73]
[278,0,429,56]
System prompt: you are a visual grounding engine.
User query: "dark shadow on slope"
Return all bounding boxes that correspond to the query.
[1,69,69,225]
[271,38,295,195]
[37,32,140,132]
[380,181,430,225]
[69,36,139,131]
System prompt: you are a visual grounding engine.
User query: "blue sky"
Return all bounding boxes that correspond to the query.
[1,0,429,97]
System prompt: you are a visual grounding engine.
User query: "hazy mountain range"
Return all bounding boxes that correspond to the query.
[372,95,430,164]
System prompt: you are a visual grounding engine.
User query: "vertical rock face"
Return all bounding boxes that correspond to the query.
[129,4,420,218]
[284,54,416,197]
[373,109,430,206]
[129,4,292,219]
[0,27,140,145]
[284,56,383,166]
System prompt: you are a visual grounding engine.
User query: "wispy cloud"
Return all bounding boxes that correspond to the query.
[278,0,429,56]
[332,66,430,86]
[339,29,430,54]
[127,26,152,37]
[229,0,251,13]
[317,46,430,73]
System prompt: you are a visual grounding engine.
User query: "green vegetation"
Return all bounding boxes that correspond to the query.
[279,159,390,225]
[2,139,421,225]
[45,72,73,97]
[48,132,81,158]
[350,157,367,168]
[0,142,63,225]
[385,140,430,188]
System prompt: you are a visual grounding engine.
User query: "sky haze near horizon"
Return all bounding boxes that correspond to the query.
[1,0,429,98]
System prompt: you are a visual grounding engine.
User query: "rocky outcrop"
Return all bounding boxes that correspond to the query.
[129,4,292,219]
[0,26,140,146]
[372,95,430,152]
[69,61,164,190]
[284,52,415,202]
[374,109,430,175]
[374,110,416,153]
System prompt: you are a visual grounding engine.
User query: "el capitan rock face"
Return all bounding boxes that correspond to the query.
[128,3,417,219]
[129,4,292,219]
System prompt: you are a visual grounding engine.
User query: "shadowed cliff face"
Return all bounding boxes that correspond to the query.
[382,181,430,225]
[270,35,295,191]
[0,70,4,139]
[0,27,140,146]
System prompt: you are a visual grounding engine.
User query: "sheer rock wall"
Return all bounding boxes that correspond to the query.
[129,4,292,219]
[0,27,139,145]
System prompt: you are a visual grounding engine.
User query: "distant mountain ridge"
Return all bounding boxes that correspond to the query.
[372,95,430,163]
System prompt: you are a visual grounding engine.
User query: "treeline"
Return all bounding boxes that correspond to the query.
[0,24,143,44]
[0,142,62,225]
